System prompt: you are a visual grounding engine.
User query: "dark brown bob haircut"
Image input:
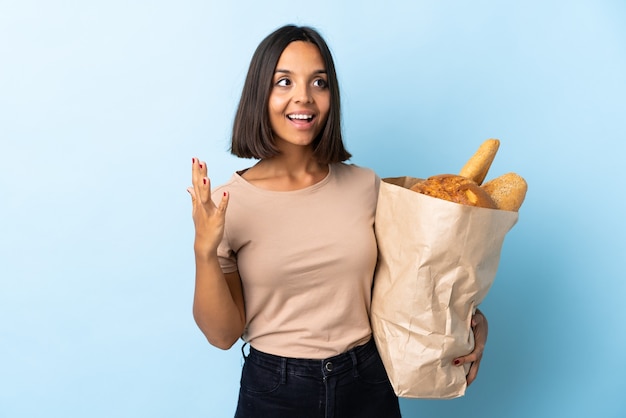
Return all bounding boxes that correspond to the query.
[230,24,351,163]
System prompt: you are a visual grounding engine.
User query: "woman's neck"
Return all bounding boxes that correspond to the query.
[242,151,329,191]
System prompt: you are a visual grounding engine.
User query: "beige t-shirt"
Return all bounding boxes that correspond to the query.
[212,163,380,359]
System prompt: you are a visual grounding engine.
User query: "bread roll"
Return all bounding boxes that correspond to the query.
[410,174,497,209]
[458,139,500,185]
[481,173,527,212]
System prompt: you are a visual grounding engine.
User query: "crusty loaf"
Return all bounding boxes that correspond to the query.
[410,174,497,209]
[481,173,527,212]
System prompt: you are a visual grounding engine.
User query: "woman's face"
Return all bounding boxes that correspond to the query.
[268,41,331,152]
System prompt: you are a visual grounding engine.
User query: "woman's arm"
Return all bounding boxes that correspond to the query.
[453,308,488,386]
[187,157,246,350]
[193,263,245,350]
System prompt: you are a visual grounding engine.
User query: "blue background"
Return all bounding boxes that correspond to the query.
[1,1,624,417]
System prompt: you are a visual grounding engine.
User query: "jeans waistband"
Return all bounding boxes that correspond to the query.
[246,338,378,379]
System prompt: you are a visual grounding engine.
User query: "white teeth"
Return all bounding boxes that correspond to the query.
[288,114,313,120]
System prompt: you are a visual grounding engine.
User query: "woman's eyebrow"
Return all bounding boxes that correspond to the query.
[274,69,327,75]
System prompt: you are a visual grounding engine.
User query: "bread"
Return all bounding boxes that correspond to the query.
[481,173,527,212]
[458,139,500,185]
[410,174,497,209]
[406,139,527,211]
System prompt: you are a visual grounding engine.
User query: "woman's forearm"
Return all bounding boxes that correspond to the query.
[192,252,245,350]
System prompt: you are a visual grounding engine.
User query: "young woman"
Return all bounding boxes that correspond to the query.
[187,24,488,418]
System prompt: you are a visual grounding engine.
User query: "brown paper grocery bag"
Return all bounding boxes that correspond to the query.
[371,177,518,399]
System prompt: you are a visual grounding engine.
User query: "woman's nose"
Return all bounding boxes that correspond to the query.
[293,83,312,103]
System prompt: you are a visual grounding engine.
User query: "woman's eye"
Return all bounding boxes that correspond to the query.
[313,78,328,88]
[276,78,291,87]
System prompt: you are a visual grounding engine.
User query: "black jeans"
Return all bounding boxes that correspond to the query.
[234,338,402,418]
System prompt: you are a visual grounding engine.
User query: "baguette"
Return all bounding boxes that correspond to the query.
[458,139,500,185]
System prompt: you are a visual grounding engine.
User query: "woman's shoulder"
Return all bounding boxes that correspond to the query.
[210,172,244,199]
[332,162,377,177]
[332,162,380,186]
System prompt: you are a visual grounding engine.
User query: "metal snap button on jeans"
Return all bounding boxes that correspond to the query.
[325,362,333,372]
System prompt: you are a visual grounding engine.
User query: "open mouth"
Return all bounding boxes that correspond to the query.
[287,113,315,122]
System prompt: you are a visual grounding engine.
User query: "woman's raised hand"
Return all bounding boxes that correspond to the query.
[187,158,229,256]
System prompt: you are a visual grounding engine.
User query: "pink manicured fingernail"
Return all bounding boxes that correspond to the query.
[203,178,207,185]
